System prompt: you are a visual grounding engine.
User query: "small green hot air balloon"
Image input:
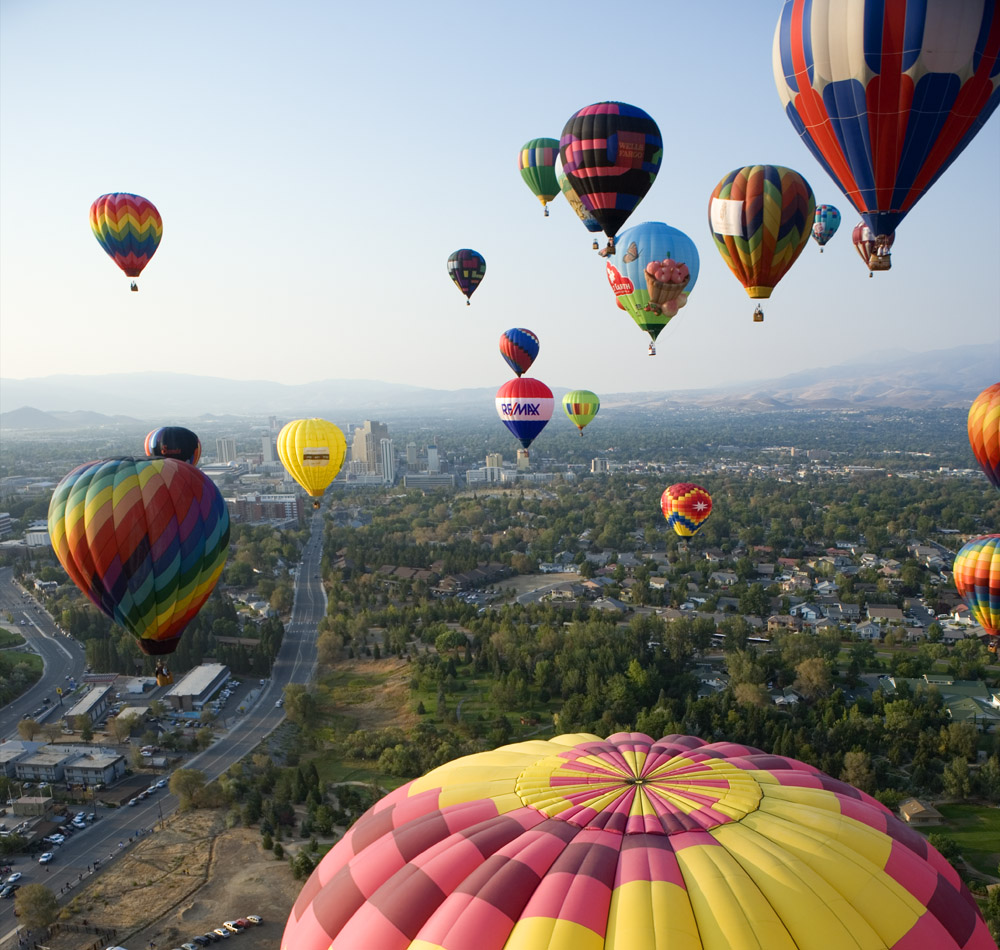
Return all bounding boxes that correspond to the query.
[517,138,560,216]
[562,390,600,435]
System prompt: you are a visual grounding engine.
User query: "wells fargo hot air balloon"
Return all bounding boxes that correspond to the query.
[495,377,553,452]
[282,732,991,950]
[47,457,229,656]
[811,204,841,251]
[774,0,1000,269]
[518,138,560,216]
[89,193,162,291]
[708,164,815,322]
[447,249,486,305]
[968,382,1000,489]
[562,389,600,434]
[852,222,895,276]
[499,328,539,377]
[953,535,1000,647]
[144,426,201,466]
[661,482,713,537]
[605,221,700,353]
[277,418,347,509]
[559,102,662,255]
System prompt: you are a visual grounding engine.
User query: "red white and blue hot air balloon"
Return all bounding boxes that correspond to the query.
[495,377,553,451]
[499,328,540,377]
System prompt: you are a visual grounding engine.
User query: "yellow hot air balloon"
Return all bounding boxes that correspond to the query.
[276,418,346,508]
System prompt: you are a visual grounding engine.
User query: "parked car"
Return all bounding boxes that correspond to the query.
[0,884,18,899]
[246,914,262,925]
[212,929,230,939]
[233,918,250,929]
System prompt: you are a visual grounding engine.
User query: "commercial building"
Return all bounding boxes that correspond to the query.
[63,685,113,729]
[380,438,395,485]
[164,662,230,711]
[403,473,456,490]
[215,437,238,463]
[427,445,440,474]
[351,421,389,473]
[227,492,305,525]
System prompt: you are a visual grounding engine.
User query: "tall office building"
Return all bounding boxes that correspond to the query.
[406,442,418,467]
[261,435,276,463]
[216,437,237,463]
[380,438,395,485]
[516,449,530,471]
[485,452,503,469]
[351,420,389,473]
[427,445,440,474]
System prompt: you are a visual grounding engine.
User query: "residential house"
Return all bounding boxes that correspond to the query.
[855,622,882,641]
[867,605,904,624]
[898,799,943,826]
[709,571,738,588]
[767,615,802,634]
[789,603,821,622]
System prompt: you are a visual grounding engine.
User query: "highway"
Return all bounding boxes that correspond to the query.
[0,511,326,941]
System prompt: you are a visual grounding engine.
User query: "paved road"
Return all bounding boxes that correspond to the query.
[0,512,327,942]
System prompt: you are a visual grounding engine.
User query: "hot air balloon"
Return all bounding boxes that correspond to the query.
[499,328,539,377]
[558,167,603,247]
[774,0,1000,267]
[47,457,229,656]
[562,389,600,434]
[811,204,841,251]
[559,101,662,255]
[953,535,1000,647]
[282,731,991,950]
[969,383,1000,489]
[708,165,815,322]
[605,221,700,352]
[89,193,162,291]
[447,249,486,305]
[661,482,713,537]
[144,426,201,466]
[495,377,553,452]
[518,138,560,216]
[852,222,895,276]
[277,418,347,509]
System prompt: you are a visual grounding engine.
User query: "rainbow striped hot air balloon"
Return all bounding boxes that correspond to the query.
[562,389,600,435]
[282,732,991,949]
[89,192,162,291]
[518,138,560,216]
[661,482,713,537]
[47,457,229,655]
[968,383,1000,489]
[708,165,815,321]
[953,535,1000,641]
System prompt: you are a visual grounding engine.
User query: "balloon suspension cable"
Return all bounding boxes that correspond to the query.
[130,281,138,292]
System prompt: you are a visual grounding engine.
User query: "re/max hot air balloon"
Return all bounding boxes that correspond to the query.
[277,418,347,508]
[852,222,895,276]
[953,535,1000,641]
[605,221,700,352]
[562,389,600,434]
[661,482,713,537]
[89,193,162,291]
[144,426,201,466]
[774,0,1000,267]
[811,204,841,251]
[447,249,486,305]
[708,165,815,322]
[499,328,539,377]
[559,102,662,254]
[495,377,553,452]
[282,731,991,950]
[47,457,229,656]
[969,382,1000,489]
[518,138,560,216]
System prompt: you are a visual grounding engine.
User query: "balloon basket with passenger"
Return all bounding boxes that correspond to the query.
[155,663,173,687]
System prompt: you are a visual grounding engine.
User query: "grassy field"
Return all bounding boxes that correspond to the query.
[928,804,1000,878]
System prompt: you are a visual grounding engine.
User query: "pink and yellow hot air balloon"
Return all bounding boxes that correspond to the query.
[282,732,991,949]
[953,535,1000,644]
[89,192,163,291]
[968,383,1000,489]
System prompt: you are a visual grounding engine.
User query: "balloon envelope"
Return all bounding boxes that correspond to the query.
[282,731,990,949]
[89,193,162,280]
[495,377,553,449]
[953,535,1000,638]
[447,249,486,302]
[559,101,662,242]
[968,383,1000,489]
[47,457,229,655]
[144,426,201,466]
[661,482,713,537]
[277,418,347,500]
[557,168,603,233]
[811,204,841,248]
[773,0,1000,241]
[606,221,700,342]
[499,328,539,377]
[562,389,600,432]
[518,138,560,210]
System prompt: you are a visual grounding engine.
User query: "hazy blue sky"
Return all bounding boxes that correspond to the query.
[1,0,997,397]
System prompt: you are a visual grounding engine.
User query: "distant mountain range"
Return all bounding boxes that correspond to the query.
[1,343,997,430]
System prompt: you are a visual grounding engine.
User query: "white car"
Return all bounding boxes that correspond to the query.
[6,872,21,884]
[38,852,53,863]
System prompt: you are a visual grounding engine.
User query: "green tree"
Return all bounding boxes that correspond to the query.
[942,757,971,799]
[169,768,207,809]
[14,883,59,928]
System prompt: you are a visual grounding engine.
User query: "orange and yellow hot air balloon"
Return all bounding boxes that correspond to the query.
[968,383,1000,490]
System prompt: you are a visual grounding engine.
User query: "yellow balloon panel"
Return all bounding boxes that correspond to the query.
[276,418,346,498]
